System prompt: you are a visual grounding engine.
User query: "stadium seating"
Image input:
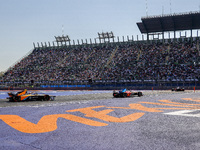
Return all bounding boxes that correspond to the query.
[2,41,200,86]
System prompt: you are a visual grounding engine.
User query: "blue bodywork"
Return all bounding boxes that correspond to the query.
[119,88,126,93]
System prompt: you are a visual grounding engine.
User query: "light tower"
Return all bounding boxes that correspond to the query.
[54,35,71,46]
[97,31,115,43]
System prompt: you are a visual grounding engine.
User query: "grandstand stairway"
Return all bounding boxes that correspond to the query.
[105,46,119,67]
[165,45,170,63]
[82,49,95,68]
[137,50,142,61]
[165,55,169,63]
[98,46,119,77]
[58,48,74,66]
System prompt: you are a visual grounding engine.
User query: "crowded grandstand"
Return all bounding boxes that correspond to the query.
[1,12,200,89]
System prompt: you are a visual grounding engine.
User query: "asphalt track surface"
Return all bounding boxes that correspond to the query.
[1,90,200,150]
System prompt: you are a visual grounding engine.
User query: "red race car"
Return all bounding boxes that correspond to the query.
[113,89,143,98]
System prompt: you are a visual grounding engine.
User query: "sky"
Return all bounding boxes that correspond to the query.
[0,0,200,72]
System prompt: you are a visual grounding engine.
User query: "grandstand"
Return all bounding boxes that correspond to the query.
[1,12,200,90]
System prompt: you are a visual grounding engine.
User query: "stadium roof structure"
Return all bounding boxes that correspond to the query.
[137,11,200,40]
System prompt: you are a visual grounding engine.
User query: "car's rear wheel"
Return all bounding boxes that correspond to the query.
[138,92,142,97]
[14,96,20,102]
[123,93,127,97]
[113,93,116,97]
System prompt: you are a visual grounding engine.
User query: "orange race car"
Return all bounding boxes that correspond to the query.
[7,89,56,102]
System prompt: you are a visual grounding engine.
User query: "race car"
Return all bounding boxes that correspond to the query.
[113,89,143,98]
[7,89,56,102]
[171,87,185,91]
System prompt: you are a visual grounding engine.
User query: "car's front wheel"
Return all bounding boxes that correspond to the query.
[44,95,50,101]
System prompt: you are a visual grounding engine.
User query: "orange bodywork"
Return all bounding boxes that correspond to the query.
[20,94,32,101]
[17,89,27,96]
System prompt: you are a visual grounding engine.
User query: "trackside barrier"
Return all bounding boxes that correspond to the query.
[40,85,91,88]
[1,79,200,90]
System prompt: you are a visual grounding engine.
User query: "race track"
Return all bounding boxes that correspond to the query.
[0,90,200,150]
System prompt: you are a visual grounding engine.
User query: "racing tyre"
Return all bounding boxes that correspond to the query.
[138,92,142,97]
[123,93,127,97]
[44,95,50,101]
[50,96,55,101]
[14,96,20,102]
[9,98,14,102]
[113,93,117,97]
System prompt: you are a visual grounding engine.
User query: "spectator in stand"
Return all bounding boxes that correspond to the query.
[2,41,200,84]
